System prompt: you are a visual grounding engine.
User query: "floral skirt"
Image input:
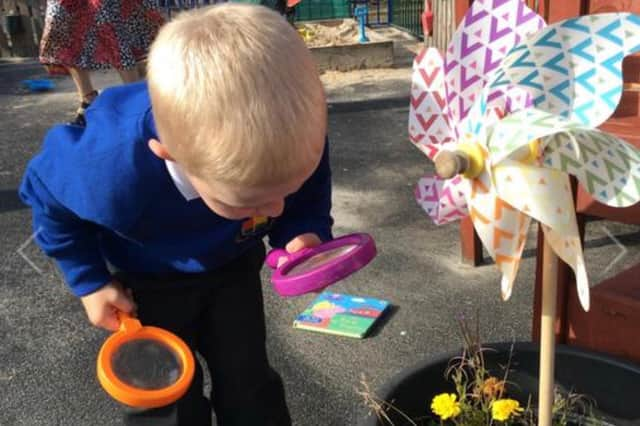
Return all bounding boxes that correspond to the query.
[39,0,164,74]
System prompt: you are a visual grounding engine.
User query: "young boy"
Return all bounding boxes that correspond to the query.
[19,4,332,426]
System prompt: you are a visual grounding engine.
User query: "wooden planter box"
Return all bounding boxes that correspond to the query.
[301,19,396,72]
[310,40,394,72]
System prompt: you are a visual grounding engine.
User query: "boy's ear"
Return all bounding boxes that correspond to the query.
[148,138,174,161]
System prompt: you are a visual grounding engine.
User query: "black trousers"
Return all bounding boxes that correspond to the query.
[115,243,291,426]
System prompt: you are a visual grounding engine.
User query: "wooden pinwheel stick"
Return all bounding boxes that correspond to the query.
[538,230,558,426]
[434,143,556,426]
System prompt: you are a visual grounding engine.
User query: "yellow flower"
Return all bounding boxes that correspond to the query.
[491,399,524,422]
[431,393,461,420]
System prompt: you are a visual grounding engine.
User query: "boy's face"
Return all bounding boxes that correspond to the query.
[186,171,310,220]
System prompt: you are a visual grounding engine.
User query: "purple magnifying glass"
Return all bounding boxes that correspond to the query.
[265,233,377,297]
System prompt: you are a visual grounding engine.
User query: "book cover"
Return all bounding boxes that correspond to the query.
[293,292,390,338]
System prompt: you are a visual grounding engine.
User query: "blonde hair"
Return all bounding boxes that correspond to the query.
[147,3,327,186]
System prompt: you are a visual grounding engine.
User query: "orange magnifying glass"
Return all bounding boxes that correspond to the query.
[97,312,195,408]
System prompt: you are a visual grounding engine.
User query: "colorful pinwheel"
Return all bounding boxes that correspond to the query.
[409,0,640,312]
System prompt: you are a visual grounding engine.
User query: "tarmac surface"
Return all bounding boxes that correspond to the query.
[2,60,640,426]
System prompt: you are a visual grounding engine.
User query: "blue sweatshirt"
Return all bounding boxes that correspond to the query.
[20,82,333,297]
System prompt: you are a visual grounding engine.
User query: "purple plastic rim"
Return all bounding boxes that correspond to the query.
[269,233,377,297]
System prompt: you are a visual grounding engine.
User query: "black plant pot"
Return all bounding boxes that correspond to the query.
[359,342,640,426]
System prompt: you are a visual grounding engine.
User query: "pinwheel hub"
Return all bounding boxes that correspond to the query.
[434,143,485,180]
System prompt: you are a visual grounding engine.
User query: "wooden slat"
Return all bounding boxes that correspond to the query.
[623,55,640,84]
[0,0,44,57]
[599,116,640,145]
[454,0,470,26]
[0,22,11,57]
[459,216,483,266]
[3,15,37,56]
[536,0,584,23]
[576,192,640,224]
[586,0,640,14]
[610,90,640,118]
[1,0,18,13]
[566,263,640,364]
[428,0,454,55]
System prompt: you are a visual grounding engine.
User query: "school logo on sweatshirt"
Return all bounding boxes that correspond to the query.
[237,216,273,242]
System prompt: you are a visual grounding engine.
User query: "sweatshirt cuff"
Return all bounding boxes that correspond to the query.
[57,259,113,297]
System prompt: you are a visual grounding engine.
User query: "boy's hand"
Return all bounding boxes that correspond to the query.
[80,281,136,331]
[278,233,322,267]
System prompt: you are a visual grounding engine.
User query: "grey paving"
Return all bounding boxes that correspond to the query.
[2,62,640,426]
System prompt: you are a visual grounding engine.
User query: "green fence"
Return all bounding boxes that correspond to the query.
[295,0,351,21]
[232,0,349,20]
[160,0,387,25]
[390,0,422,38]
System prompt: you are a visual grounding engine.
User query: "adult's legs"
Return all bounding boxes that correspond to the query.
[66,67,98,126]
[117,67,142,84]
[67,67,97,102]
[136,60,148,80]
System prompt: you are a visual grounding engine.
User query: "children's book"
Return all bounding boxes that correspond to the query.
[293,292,390,338]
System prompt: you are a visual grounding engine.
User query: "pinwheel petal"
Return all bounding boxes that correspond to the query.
[493,160,576,231]
[492,162,590,310]
[541,225,590,311]
[415,174,469,225]
[444,0,544,131]
[490,13,640,127]
[542,128,640,207]
[466,170,531,299]
[409,48,455,159]
[487,108,581,163]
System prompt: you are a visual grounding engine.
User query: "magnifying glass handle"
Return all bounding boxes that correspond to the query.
[117,310,142,332]
[265,248,313,269]
[266,249,289,269]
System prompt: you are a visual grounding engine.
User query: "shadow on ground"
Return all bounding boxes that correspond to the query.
[0,189,25,213]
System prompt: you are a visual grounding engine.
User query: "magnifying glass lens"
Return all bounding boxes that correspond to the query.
[111,339,182,390]
[287,244,357,276]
